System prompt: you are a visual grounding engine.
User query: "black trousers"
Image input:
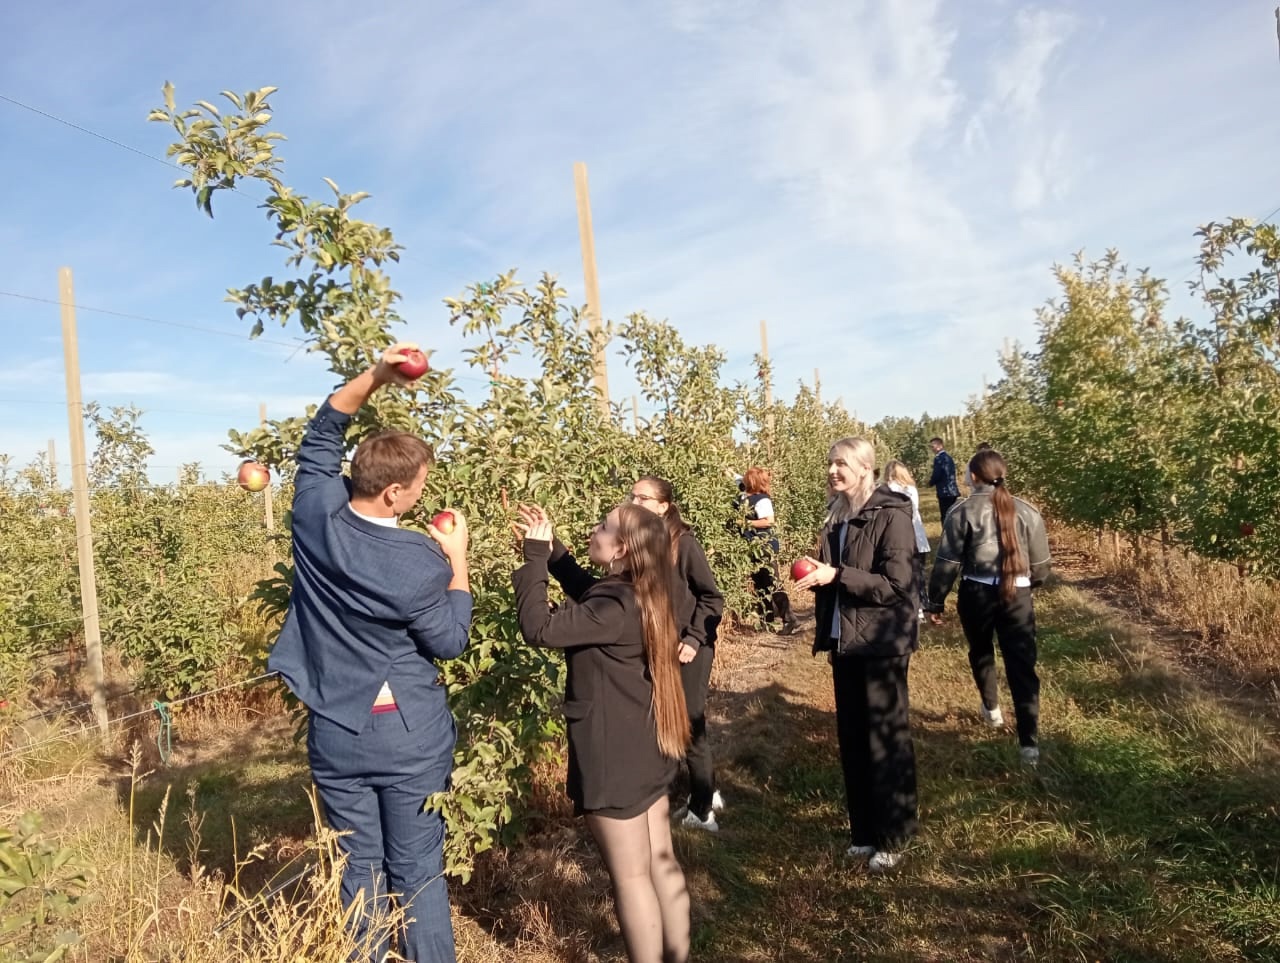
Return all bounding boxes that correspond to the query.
[751,563,794,626]
[937,492,959,520]
[956,580,1040,747]
[832,654,918,851]
[912,551,929,609]
[680,643,716,818]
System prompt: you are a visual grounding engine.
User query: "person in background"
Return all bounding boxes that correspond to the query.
[963,442,994,490]
[883,460,931,621]
[926,449,1052,766]
[630,475,726,832]
[793,438,919,872]
[927,437,960,520]
[740,467,797,635]
[512,502,692,963]
[269,344,471,963]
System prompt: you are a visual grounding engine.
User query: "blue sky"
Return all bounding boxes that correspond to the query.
[2,1,1277,480]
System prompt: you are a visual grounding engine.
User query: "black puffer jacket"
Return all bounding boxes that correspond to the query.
[811,486,919,658]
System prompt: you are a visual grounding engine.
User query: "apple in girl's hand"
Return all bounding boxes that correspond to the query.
[432,511,456,534]
[237,461,270,493]
[791,558,818,581]
[397,349,429,380]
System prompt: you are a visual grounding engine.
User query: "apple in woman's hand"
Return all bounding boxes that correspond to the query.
[791,558,818,581]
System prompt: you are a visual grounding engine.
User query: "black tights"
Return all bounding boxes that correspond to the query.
[585,795,690,963]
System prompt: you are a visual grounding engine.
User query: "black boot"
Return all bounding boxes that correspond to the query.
[771,592,796,635]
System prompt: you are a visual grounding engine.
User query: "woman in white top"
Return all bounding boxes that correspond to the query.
[883,460,931,620]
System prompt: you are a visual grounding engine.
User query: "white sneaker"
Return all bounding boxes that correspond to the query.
[868,851,902,872]
[680,809,719,833]
[1020,746,1040,767]
[846,844,875,858]
[982,706,1005,728]
[711,790,725,813]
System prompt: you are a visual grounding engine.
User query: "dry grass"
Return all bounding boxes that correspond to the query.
[4,516,1280,961]
[1052,524,1280,690]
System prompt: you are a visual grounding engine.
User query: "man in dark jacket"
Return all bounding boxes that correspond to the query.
[269,344,471,963]
[927,437,960,519]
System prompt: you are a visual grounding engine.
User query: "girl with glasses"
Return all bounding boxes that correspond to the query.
[629,476,726,832]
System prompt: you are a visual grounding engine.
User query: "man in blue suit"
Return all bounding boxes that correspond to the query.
[927,436,961,521]
[269,344,471,962]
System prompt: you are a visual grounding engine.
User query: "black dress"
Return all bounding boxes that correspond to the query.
[512,538,675,819]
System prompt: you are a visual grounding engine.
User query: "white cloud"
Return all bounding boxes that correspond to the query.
[991,9,1076,117]
[7,0,1279,437]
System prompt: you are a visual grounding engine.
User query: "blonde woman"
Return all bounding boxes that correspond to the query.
[883,460,932,619]
[793,438,919,871]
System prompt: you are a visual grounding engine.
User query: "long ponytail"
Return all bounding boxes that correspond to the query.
[969,451,1025,603]
[616,503,691,758]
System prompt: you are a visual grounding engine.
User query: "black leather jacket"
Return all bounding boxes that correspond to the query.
[927,486,1051,608]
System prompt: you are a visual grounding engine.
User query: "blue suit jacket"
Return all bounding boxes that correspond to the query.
[268,401,472,735]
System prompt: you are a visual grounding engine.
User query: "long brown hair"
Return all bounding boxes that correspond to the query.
[636,474,691,563]
[615,503,691,758]
[969,450,1025,603]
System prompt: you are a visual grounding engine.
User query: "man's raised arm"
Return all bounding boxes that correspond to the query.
[295,344,420,493]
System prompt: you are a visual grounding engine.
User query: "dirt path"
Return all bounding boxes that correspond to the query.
[6,558,1278,962]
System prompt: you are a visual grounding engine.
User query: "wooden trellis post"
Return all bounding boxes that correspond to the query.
[573,162,610,417]
[59,267,108,735]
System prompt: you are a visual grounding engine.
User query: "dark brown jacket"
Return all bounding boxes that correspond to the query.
[512,538,674,814]
[811,486,919,658]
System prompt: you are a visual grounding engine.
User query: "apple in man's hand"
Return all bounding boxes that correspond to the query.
[397,349,429,380]
[432,511,456,534]
[237,461,270,493]
[791,558,818,581]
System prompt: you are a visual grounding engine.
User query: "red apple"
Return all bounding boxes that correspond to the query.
[1240,522,1256,537]
[432,510,456,534]
[237,460,270,493]
[397,349,429,380]
[791,558,818,581]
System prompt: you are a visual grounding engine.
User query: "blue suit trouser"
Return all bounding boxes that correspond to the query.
[308,709,457,963]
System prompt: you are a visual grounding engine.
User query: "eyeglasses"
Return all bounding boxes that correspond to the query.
[629,492,661,504]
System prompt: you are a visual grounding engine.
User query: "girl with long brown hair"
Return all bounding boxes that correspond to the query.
[512,502,692,962]
[630,475,726,832]
[926,450,1052,765]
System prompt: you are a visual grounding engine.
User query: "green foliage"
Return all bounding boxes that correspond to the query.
[0,472,77,698]
[975,223,1280,578]
[0,812,91,963]
[146,80,957,876]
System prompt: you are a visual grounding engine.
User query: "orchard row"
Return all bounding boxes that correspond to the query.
[972,222,1280,579]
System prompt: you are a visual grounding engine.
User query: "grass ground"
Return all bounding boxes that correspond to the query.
[4,511,1279,961]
